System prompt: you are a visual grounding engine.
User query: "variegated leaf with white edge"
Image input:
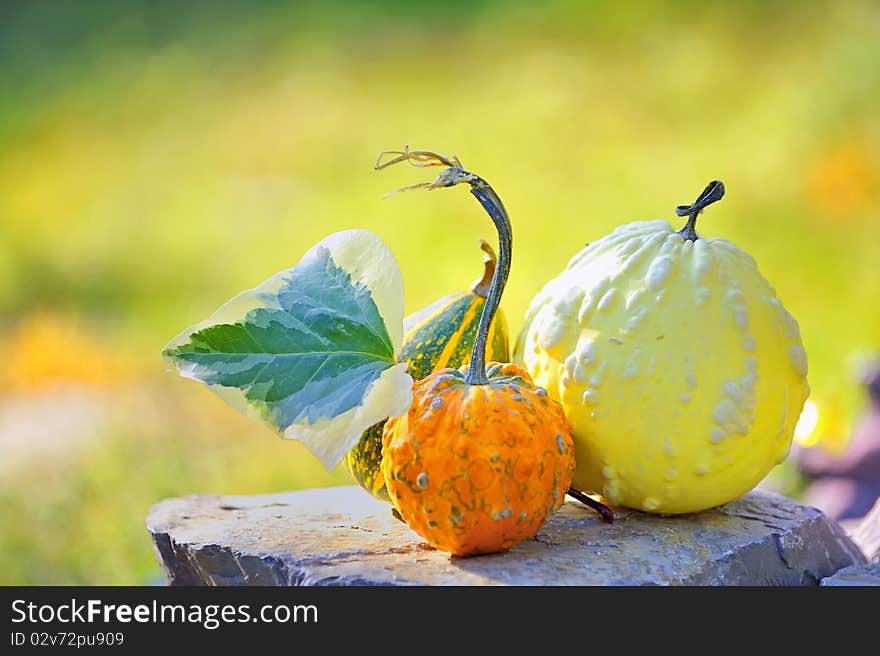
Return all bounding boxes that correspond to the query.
[162,229,412,470]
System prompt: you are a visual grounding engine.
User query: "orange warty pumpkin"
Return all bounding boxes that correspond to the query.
[382,362,575,555]
[376,147,593,556]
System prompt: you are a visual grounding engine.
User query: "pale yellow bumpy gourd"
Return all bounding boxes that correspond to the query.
[514,184,809,514]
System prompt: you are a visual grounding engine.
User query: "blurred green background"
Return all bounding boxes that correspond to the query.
[1,0,878,583]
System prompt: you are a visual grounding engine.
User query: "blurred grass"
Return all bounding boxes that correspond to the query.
[1,0,878,583]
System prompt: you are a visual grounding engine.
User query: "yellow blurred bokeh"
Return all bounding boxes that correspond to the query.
[2,313,125,390]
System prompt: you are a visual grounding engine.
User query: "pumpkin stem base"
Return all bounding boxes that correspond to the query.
[675,179,725,242]
[567,487,614,524]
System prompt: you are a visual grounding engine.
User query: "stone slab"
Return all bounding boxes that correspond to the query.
[820,562,880,586]
[147,486,865,586]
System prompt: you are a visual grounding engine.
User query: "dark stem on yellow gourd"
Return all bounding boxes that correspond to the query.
[470,239,497,299]
[676,180,725,242]
[375,147,511,385]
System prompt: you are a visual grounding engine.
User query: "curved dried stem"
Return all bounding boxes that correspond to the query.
[375,146,511,386]
[376,147,469,197]
[382,167,481,200]
[567,487,615,524]
[479,238,497,263]
[375,146,461,171]
[471,239,497,298]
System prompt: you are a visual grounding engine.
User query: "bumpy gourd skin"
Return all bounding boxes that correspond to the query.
[515,220,810,514]
[382,362,575,555]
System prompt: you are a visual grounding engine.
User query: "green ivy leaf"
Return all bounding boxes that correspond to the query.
[163,229,412,470]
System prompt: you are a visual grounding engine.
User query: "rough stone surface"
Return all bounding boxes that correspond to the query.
[147,486,865,586]
[821,562,880,586]
[850,498,880,563]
